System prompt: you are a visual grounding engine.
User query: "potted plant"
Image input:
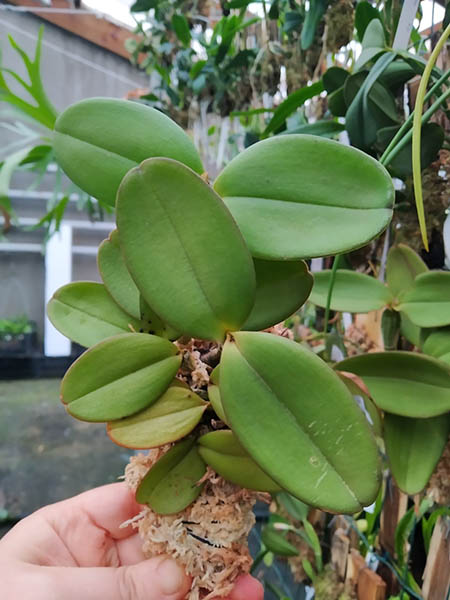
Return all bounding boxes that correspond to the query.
[0,316,36,355]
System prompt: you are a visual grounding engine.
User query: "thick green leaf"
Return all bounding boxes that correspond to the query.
[337,352,450,417]
[136,437,206,514]
[378,60,416,90]
[117,158,255,341]
[422,327,450,364]
[398,272,450,328]
[376,123,444,178]
[243,259,313,330]
[386,244,428,300]
[322,67,349,93]
[47,282,142,347]
[346,53,397,150]
[263,82,323,136]
[61,333,181,422]
[310,270,392,313]
[400,313,422,347]
[354,19,386,71]
[355,2,383,43]
[207,383,229,424]
[220,332,381,513]
[198,430,281,492]
[172,14,191,47]
[214,135,394,260]
[54,98,203,206]
[301,0,329,50]
[384,412,449,495]
[262,526,299,556]
[344,72,399,126]
[98,230,140,318]
[107,384,207,448]
[284,120,345,138]
[340,376,382,437]
[327,87,347,117]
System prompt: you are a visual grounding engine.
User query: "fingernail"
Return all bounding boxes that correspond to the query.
[157,557,187,596]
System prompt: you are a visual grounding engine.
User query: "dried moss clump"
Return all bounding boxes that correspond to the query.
[124,453,267,600]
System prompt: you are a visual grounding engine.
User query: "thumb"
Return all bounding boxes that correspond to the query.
[45,555,191,600]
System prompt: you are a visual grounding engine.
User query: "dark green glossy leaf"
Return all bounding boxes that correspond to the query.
[422,327,450,364]
[376,123,444,177]
[337,352,450,417]
[398,272,450,328]
[243,259,313,330]
[214,135,394,260]
[136,437,206,514]
[61,333,181,422]
[54,98,203,205]
[354,19,386,70]
[322,67,349,93]
[384,412,449,495]
[263,82,323,136]
[301,0,329,50]
[386,244,428,300]
[130,0,158,10]
[345,53,398,150]
[107,384,207,448]
[98,230,140,318]
[284,120,345,138]
[172,14,191,47]
[355,2,383,42]
[198,430,281,492]
[220,332,381,513]
[262,525,299,556]
[117,158,255,341]
[309,270,392,313]
[378,60,415,90]
[47,282,142,347]
[327,87,347,117]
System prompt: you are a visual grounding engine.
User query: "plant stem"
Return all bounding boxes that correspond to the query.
[323,255,341,336]
[380,86,450,166]
[379,69,450,165]
[412,23,450,252]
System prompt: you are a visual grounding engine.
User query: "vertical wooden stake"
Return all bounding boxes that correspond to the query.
[422,517,450,600]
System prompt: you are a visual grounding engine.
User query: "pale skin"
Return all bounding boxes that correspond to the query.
[0,483,264,600]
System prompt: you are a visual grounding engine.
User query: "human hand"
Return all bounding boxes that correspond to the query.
[0,483,264,600]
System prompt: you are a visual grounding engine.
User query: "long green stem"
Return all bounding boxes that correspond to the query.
[412,23,450,251]
[323,255,340,336]
[379,69,450,165]
[380,86,450,165]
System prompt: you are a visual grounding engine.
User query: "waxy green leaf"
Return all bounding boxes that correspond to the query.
[61,333,181,422]
[384,412,449,495]
[207,384,229,424]
[261,525,299,557]
[243,259,313,330]
[386,244,428,300]
[214,135,394,260]
[108,384,207,448]
[198,430,281,492]
[398,272,450,327]
[309,270,392,313]
[47,282,141,348]
[422,327,450,364]
[98,230,140,318]
[337,352,450,418]
[117,158,256,341]
[220,332,381,513]
[136,437,206,514]
[54,98,203,206]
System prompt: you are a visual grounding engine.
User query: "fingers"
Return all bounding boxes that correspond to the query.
[57,482,143,540]
[40,555,191,600]
[228,575,264,600]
